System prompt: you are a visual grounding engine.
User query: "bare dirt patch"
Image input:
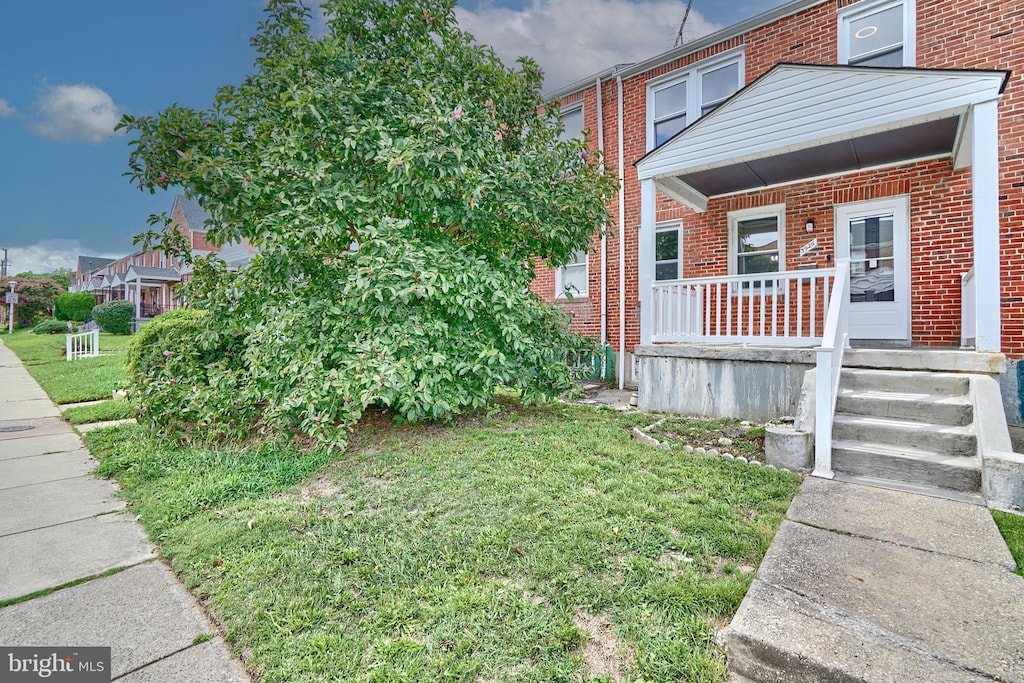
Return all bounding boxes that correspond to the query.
[298,473,341,502]
[573,610,632,682]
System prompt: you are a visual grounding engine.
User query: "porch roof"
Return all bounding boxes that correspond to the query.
[125,266,181,284]
[635,64,1009,212]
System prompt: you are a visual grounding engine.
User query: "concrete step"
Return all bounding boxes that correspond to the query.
[832,413,976,457]
[832,440,981,492]
[839,368,970,396]
[836,388,973,426]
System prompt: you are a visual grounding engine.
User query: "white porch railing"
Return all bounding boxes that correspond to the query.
[961,266,976,349]
[813,258,851,479]
[66,330,100,361]
[651,266,838,345]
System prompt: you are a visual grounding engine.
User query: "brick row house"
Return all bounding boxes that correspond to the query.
[73,196,256,320]
[533,0,1024,505]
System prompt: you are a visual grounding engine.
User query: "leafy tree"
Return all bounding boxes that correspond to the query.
[117,0,616,445]
[4,277,63,328]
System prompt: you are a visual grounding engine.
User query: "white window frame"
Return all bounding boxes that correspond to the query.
[646,47,744,151]
[558,101,585,142]
[728,204,786,289]
[654,220,683,282]
[838,0,916,67]
[555,250,589,300]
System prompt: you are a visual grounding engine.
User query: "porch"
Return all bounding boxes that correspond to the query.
[123,266,182,320]
[631,64,1021,507]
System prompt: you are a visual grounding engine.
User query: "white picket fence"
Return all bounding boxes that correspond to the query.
[66,329,100,361]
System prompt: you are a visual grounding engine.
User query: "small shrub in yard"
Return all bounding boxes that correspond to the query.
[92,300,135,335]
[125,308,250,437]
[32,319,68,335]
[55,293,96,322]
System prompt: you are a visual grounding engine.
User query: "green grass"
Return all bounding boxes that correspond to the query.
[85,401,801,683]
[2,329,130,404]
[993,510,1024,578]
[62,399,133,425]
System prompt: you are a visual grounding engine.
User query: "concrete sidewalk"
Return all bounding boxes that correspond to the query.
[723,477,1024,682]
[0,340,249,682]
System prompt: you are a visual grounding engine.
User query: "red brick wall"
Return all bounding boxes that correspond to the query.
[538,0,1024,358]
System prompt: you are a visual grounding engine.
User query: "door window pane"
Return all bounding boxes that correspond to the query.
[849,214,895,302]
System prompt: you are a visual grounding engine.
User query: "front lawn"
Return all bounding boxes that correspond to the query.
[993,511,1024,578]
[62,399,133,425]
[86,401,800,683]
[3,329,130,404]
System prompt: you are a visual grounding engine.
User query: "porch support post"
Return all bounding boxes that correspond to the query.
[639,178,657,345]
[972,98,1001,352]
[135,279,141,319]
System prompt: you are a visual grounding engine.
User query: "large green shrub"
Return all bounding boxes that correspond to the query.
[32,319,68,335]
[125,308,250,435]
[55,293,97,322]
[92,300,135,335]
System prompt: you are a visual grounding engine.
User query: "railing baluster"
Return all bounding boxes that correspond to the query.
[810,274,817,338]
[759,281,766,336]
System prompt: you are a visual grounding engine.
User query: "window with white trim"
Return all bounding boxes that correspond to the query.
[839,0,915,67]
[555,250,588,299]
[729,205,785,288]
[655,221,683,281]
[559,103,584,142]
[648,51,743,149]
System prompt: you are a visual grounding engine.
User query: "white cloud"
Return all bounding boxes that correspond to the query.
[0,98,15,118]
[455,0,722,92]
[5,240,120,277]
[30,84,124,143]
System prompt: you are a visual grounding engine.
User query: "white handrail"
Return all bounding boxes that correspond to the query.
[651,266,837,345]
[66,329,100,361]
[813,258,851,479]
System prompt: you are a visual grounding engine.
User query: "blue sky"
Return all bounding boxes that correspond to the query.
[0,0,785,274]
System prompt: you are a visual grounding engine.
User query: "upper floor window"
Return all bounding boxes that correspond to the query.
[648,51,743,150]
[839,0,915,67]
[559,103,584,142]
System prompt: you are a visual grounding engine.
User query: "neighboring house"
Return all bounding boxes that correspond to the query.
[534,0,1023,505]
[72,195,252,320]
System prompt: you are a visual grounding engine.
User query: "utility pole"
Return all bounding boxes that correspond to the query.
[1,247,7,279]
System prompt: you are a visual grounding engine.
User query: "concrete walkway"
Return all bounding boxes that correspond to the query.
[723,477,1024,682]
[0,340,249,682]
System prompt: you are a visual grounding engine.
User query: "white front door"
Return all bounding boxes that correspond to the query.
[835,196,910,341]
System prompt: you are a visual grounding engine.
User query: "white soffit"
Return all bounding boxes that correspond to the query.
[636,64,1008,181]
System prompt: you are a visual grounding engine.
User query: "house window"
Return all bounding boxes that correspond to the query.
[655,221,683,281]
[648,50,743,149]
[559,104,584,142]
[556,250,588,299]
[839,0,915,67]
[729,205,785,287]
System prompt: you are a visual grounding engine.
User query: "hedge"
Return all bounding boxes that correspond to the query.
[55,293,97,322]
[92,300,135,335]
